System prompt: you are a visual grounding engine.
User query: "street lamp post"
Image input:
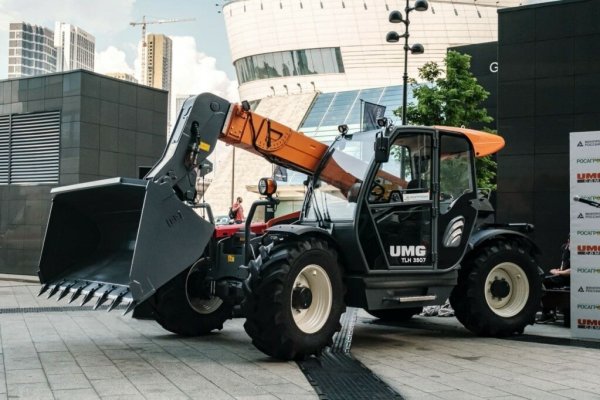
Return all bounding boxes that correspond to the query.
[386,0,428,125]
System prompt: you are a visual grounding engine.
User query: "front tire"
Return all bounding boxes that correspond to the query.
[243,238,345,360]
[450,239,541,336]
[150,258,233,336]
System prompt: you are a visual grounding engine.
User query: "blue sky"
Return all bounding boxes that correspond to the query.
[0,0,557,96]
[0,0,237,97]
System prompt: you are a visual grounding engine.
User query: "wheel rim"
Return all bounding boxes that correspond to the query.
[484,262,529,318]
[291,264,332,334]
[185,260,223,315]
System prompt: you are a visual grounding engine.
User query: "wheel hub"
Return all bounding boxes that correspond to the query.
[484,262,530,318]
[186,260,223,315]
[490,278,510,299]
[292,286,313,310]
[291,264,333,334]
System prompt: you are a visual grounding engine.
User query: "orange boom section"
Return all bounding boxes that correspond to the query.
[220,104,365,193]
[220,104,409,194]
[220,103,329,175]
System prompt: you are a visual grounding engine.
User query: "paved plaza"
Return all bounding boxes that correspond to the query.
[0,278,599,400]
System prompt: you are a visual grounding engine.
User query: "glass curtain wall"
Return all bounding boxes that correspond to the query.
[234,47,344,84]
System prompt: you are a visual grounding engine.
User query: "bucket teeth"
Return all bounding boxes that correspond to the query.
[123,301,137,316]
[38,284,50,297]
[47,280,64,299]
[93,286,116,310]
[80,284,102,306]
[69,283,87,304]
[57,281,77,301]
[108,288,130,312]
[39,278,132,312]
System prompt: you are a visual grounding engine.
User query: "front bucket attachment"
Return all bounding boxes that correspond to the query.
[38,177,214,312]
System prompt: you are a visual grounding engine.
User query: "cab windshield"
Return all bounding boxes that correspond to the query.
[304,130,378,222]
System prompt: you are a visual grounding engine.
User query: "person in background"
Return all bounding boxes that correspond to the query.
[536,236,570,324]
[231,196,245,224]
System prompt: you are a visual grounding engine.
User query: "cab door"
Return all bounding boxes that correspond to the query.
[436,132,478,269]
[359,132,435,270]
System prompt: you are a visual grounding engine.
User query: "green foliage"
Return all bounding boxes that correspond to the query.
[394,50,497,189]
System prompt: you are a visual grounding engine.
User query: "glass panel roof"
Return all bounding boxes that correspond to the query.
[300,85,412,142]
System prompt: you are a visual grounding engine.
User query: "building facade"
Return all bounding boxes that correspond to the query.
[8,22,57,78]
[496,0,600,267]
[223,0,524,102]
[0,70,168,275]
[54,22,95,72]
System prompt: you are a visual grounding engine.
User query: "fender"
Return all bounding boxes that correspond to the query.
[265,224,333,241]
[468,227,541,254]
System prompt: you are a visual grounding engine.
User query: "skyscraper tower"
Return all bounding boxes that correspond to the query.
[143,33,172,92]
[54,22,95,72]
[142,33,172,128]
[8,22,56,78]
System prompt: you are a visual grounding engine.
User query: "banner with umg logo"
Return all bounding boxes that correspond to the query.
[570,131,600,339]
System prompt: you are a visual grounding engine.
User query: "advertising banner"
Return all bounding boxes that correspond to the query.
[570,131,600,338]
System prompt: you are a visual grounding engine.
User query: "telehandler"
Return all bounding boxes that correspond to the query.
[39,93,542,360]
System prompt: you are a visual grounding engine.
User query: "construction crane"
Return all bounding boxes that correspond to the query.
[130,16,195,85]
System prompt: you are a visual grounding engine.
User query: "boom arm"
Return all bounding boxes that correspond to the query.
[147,94,504,202]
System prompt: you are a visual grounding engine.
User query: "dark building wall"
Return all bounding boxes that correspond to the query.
[497,0,600,267]
[0,70,168,275]
[450,42,498,130]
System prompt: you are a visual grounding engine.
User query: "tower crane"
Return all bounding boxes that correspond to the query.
[130,16,196,84]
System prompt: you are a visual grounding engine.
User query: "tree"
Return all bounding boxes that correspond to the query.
[395,50,497,189]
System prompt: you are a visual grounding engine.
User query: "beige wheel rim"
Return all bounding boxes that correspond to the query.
[291,264,333,334]
[484,262,529,318]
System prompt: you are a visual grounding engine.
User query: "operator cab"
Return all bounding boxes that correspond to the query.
[300,126,478,273]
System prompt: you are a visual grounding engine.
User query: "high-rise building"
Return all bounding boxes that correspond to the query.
[54,22,95,72]
[105,72,138,84]
[142,34,172,92]
[8,22,56,78]
[142,34,172,129]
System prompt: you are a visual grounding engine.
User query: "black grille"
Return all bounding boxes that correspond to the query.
[0,111,60,184]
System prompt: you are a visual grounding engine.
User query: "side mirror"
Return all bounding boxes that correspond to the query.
[374,132,389,163]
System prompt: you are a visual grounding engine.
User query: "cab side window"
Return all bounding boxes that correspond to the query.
[368,134,431,204]
[439,134,473,214]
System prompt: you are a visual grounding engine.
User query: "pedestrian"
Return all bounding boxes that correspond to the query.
[536,236,570,324]
[230,196,244,224]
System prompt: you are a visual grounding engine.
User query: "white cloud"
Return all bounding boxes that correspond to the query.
[95,46,134,75]
[170,36,239,103]
[0,0,135,34]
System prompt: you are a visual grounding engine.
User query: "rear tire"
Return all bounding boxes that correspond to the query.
[367,307,422,321]
[243,238,345,360]
[150,258,232,336]
[450,238,541,337]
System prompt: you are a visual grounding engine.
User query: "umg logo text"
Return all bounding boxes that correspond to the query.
[390,245,427,264]
[390,245,426,257]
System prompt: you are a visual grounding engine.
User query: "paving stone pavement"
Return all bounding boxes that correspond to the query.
[0,281,599,400]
